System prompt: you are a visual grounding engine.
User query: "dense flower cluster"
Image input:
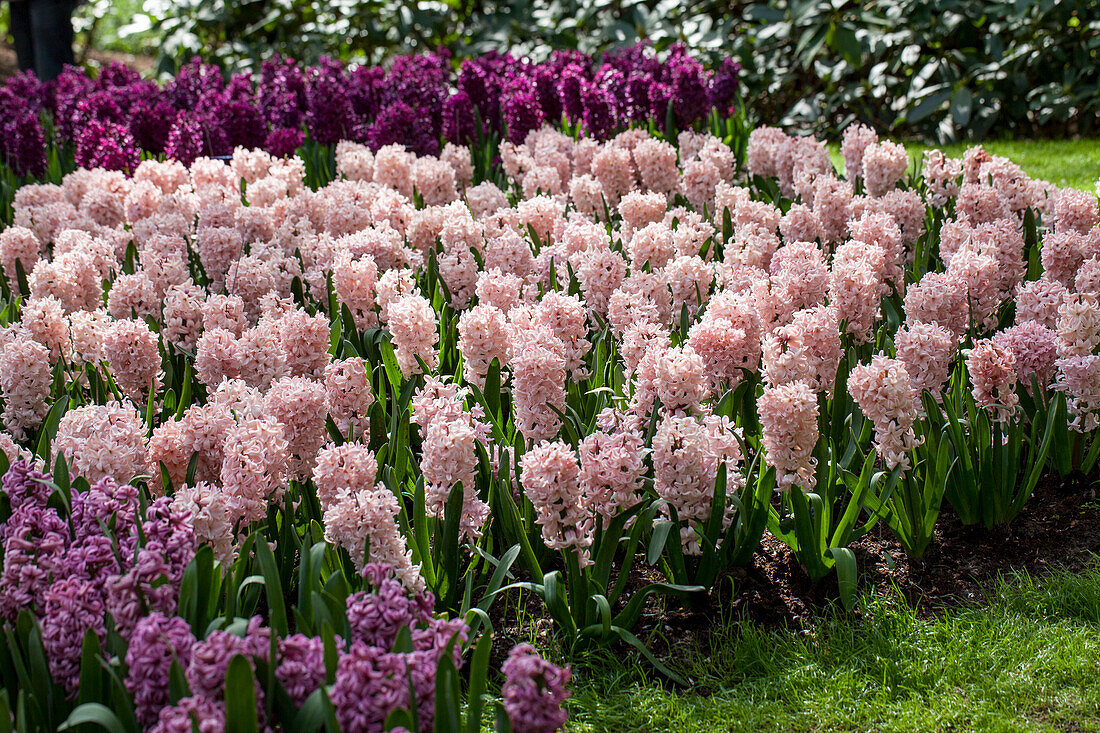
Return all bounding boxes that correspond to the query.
[0,44,739,176]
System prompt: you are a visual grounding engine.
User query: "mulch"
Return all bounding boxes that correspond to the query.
[488,473,1100,668]
[656,472,1100,638]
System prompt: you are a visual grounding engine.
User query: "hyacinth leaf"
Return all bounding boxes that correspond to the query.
[495,704,515,733]
[52,452,70,508]
[254,540,290,638]
[179,545,217,636]
[542,571,575,636]
[14,258,29,298]
[702,462,729,553]
[1,627,34,722]
[57,703,125,733]
[97,657,139,733]
[729,464,775,567]
[290,689,326,733]
[167,660,188,706]
[827,547,858,611]
[16,612,56,727]
[76,630,102,707]
[470,544,521,632]
[34,395,69,464]
[379,339,404,395]
[493,454,543,580]
[0,691,9,733]
[613,626,688,686]
[592,501,642,593]
[647,520,675,566]
[385,707,416,731]
[463,632,493,733]
[612,582,705,632]
[609,501,661,607]
[593,594,613,637]
[224,655,259,733]
[296,541,327,632]
[435,482,466,609]
[434,637,462,733]
[256,657,294,725]
[1013,393,1059,516]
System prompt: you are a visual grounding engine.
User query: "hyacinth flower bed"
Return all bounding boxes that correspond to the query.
[0,89,1099,731]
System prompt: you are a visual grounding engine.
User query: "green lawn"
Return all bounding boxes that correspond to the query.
[566,565,1100,732]
[830,138,1100,193]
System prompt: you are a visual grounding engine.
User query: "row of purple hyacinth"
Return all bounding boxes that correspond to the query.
[0,43,741,177]
[0,460,570,731]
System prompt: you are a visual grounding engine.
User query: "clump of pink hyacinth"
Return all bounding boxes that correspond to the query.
[966,339,1018,422]
[848,356,922,471]
[521,441,593,563]
[278,309,331,380]
[387,293,439,376]
[841,124,877,181]
[894,321,958,399]
[652,344,711,415]
[20,296,70,362]
[904,272,969,336]
[789,305,844,395]
[170,482,237,566]
[264,376,328,480]
[993,321,1059,392]
[458,304,510,387]
[758,381,819,491]
[410,376,492,542]
[0,332,51,441]
[1055,355,1100,432]
[509,324,567,444]
[325,358,375,439]
[53,402,148,484]
[862,140,908,197]
[104,318,163,403]
[829,241,886,342]
[220,416,289,527]
[1015,277,1068,330]
[651,414,744,554]
[419,410,491,542]
[686,289,762,388]
[323,486,422,590]
[1056,292,1100,358]
[578,411,646,519]
[922,150,963,207]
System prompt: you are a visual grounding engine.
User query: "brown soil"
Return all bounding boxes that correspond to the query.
[489,472,1100,664]
[662,472,1100,637]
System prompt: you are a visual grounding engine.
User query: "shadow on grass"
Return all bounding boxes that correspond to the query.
[567,561,1100,733]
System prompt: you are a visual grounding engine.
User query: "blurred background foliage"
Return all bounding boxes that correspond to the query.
[4,0,1099,142]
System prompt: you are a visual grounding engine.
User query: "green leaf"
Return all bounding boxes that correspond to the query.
[465,633,492,733]
[434,642,462,733]
[224,655,259,733]
[827,547,858,611]
[58,703,125,733]
[76,630,103,706]
[255,537,289,638]
[612,626,688,685]
[950,87,973,126]
[291,689,327,733]
[647,520,674,565]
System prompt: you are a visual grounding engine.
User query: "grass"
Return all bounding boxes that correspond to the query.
[566,563,1100,732]
[829,138,1100,193]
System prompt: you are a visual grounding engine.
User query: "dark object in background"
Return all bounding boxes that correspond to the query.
[8,0,76,81]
